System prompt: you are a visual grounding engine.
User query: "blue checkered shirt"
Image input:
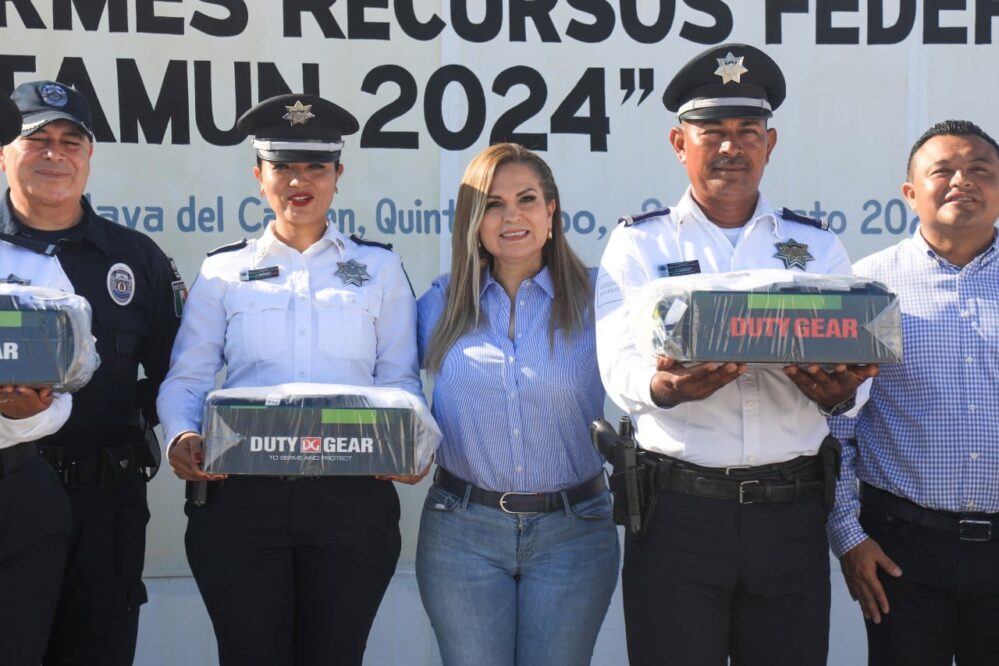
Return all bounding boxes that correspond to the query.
[417,267,606,493]
[827,229,999,557]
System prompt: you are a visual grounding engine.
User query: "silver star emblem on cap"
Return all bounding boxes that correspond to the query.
[773,239,814,270]
[335,259,371,287]
[714,52,748,84]
[283,100,315,126]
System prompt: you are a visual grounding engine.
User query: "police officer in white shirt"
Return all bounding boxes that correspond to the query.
[595,44,878,666]
[156,94,422,666]
[0,91,74,666]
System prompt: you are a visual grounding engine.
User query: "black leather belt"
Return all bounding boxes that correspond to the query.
[646,452,825,505]
[860,482,999,543]
[38,445,102,487]
[435,467,606,514]
[0,441,38,478]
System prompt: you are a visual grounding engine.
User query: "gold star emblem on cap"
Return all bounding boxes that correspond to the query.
[773,239,814,270]
[283,100,315,126]
[714,52,748,84]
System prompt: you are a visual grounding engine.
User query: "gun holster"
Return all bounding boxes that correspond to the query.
[100,443,138,492]
[592,417,658,540]
[818,435,843,512]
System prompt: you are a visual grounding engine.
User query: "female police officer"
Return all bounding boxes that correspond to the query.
[156,94,422,666]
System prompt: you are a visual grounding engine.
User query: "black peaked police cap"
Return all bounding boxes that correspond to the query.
[662,43,786,121]
[0,92,21,145]
[236,94,360,164]
[11,81,95,141]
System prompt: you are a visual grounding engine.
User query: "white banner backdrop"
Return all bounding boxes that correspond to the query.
[4,0,998,574]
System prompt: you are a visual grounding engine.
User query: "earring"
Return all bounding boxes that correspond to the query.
[547,227,553,240]
[334,185,340,193]
[259,188,265,196]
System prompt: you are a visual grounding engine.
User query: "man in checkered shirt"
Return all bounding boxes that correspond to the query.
[828,119,999,666]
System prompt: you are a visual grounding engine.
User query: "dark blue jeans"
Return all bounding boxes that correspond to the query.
[862,505,999,666]
[416,482,620,666]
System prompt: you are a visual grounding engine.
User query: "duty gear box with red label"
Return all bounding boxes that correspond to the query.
[632,270,902,364]
[201,384,441,476]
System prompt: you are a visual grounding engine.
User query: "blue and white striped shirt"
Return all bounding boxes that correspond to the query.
[417,267,605,493]
[827,229,999,557]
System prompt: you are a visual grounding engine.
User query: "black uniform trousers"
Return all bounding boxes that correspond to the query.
[43,473,149,666]
[186,475,402,666]
[861,505,999,666]
[623,491,830,666]
[0,453,71,666]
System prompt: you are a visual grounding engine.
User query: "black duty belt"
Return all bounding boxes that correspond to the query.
[435,467,606,515]
[860,482,999,543]
[646,452,825,505]
[0,441,39,478]
[38,445,102,487]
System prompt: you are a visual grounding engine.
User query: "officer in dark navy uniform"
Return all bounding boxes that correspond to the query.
[595,45,878,665]
[1,81,184,666]
[0,89,76,666]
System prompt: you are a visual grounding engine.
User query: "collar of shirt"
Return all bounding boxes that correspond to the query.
[910,225,999,273]
[674,186,784,238]
[252,221,347,263]
[479,264,556,301]
[1,191,110,256]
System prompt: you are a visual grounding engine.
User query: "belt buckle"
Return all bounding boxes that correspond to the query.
[738,480,759,505]
[726,465,751,475]
[499,492,540,515]
[959,519,992,542]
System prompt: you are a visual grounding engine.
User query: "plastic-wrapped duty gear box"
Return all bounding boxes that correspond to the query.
[630,269,902,364]
[202,383,441,476]
[0,284,100,392]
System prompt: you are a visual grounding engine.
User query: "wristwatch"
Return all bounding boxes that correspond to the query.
[819,395,856,417]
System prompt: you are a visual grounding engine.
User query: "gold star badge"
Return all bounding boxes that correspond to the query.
[773,239,814,270]
[283,100,315,126]
[335,259,371,287]
[714,52,748,84]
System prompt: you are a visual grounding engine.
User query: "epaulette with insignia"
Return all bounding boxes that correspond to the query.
[206,238,248,257]
[619,208,670,227]
[779,207,827,230]
[350,234,394,251]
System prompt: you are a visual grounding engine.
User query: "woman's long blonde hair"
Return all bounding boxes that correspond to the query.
[424,143,592,374]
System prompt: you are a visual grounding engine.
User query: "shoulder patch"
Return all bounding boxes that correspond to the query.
[619,208,670,227]
[350,234,394,251]
[779,207,827,230]
[206,238,248,257]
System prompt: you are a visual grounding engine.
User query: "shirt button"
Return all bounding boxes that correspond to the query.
[971,452,979,461]
[516,465,524,473]
[967,500,977,510]
[509,391,516,399]
[508,356,515,363]
[966,356,974,364]
[519,300,526,307]
[513,428,520,436]
[969,404,977,412]
[961,310,970,317]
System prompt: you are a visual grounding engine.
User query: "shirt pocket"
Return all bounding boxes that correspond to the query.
[314,286,382,362]
[223,283,291,363]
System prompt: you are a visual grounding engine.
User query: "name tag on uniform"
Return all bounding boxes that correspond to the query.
[239,266,280,282]
[658,260,701,277]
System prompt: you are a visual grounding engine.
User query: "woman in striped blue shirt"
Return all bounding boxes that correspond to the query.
[416,143,619,666]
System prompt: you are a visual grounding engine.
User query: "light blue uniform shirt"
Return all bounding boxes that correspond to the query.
[417,267,605,493]
[827,229,999,556]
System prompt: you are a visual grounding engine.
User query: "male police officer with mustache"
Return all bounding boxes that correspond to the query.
[595,44,877,665]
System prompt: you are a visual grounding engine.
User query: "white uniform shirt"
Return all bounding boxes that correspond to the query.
[156,223,421,446]
[596,188,853,466]
[0,240,73,448]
